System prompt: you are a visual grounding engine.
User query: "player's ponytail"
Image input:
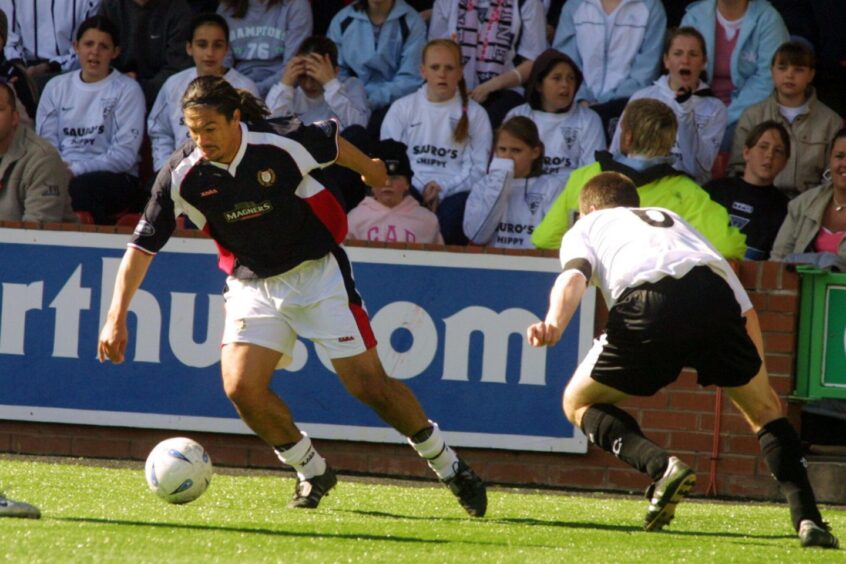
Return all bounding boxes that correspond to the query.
[236,88,270,121]
[454,76,470,144]
[182,75,269,122]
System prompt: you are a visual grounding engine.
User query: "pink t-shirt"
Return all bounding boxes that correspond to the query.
[814,227,846,254]
[712,19,739,106]
[347,195,444,244]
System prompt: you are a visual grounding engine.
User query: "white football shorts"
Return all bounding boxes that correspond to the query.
[221,249,376,368]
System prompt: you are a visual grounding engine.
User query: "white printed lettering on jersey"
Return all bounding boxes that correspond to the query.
[731,201,754,214]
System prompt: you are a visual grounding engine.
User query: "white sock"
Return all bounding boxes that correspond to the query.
[274,433,327,481]
[408,421,459,480]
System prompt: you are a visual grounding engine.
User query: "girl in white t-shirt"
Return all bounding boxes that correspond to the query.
[464,115,565,249]
[148,13,259,172]
[382,39,493,244]
[36,15,145,225]
[506,49,605,186]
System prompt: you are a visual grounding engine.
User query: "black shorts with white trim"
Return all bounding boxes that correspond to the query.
[590,266,762,396]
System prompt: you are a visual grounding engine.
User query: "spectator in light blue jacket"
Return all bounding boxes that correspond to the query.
[681,0,788,133]
[552,0,666,140]
[327,0,425,137]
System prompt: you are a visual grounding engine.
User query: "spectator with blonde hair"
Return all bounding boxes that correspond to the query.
[532,98,746,259]
[381,38,492,244]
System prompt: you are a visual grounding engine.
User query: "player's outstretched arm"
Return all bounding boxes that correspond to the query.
[98,248,155,364]
[527,270,587,347]
[336,136,387,189]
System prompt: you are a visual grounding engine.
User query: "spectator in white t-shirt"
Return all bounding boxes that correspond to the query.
[148,13,258,172]
[382,38,492,244]
[36,15,145,225]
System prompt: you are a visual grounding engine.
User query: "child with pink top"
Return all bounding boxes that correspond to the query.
[347,139,444,244]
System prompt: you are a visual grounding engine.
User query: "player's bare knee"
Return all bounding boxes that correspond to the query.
[562,393,584,426]
[221,373,262,406]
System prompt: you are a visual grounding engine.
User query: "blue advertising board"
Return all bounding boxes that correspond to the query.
[0,228,593,453]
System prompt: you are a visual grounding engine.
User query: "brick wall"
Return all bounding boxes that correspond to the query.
[0,223,804,500]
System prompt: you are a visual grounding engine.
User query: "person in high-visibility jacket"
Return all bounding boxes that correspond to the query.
[532,98,746,260]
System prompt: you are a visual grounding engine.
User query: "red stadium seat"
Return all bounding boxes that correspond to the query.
[115,213,141,227]
[711,152,730,180]
[75,211,95,225]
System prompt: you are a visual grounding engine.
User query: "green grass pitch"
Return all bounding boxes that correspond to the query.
[1,457,843,562]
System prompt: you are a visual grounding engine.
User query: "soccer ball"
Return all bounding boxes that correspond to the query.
[144,437,213,504]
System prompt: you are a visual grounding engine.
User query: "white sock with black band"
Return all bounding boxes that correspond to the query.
[408,421,459,480]
[275,433,327,481]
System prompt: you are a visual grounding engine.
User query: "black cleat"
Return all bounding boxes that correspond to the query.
[287,466,338,509]
[799,520,839,549]
[0,494,41,519]
[442,458,487,517]
[643,456,696,531]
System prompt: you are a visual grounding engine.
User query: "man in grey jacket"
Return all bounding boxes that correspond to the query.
[0,82,76,223]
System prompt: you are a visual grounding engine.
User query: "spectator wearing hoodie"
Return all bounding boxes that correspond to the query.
[347,139,443,244]
[680,0,789,149]
[99,0,195,109]
[552,0,667,140]
[218,0,313,97]
[505,49,605,186]
[327,0,426,138]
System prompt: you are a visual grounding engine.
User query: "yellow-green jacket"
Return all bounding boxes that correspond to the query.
[531,153,747,259]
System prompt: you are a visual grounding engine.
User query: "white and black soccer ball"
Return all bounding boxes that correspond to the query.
[144,437,213,504]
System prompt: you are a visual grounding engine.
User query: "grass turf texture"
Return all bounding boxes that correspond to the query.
[1,458,843,562]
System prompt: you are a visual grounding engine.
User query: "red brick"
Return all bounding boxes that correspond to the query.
[12,435,72,455]
[749,294,767,311]
[700,412,751,434]
[247,446,280,468]
[641,410,699,431]
[782,270,799,290]
[548,466,607,488]
[484,462,548,484]
[622,391,670,410]
[205,445,250,467]
[769,375,795,396]
[765,354,794,376]
[758,312,796,333]
[73,437,131,459]
[669,390,718,412]
[668,430,714,452]
[764,333,795,354]
[723,434,760,456]
[768,293,798,313]
[737,261,760,289]
[761,262,781,289]
[606,468,650,490]
[368,455,428,478]
[716,455,758,475]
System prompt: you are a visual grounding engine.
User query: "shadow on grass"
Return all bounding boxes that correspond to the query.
[342,510,795,541]
[55,516,440,544]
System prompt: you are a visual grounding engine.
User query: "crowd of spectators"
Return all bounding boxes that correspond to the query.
[0,0,844,264]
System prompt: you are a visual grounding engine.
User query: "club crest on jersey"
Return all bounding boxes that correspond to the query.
[561,126,578,151]
[257,168,276,187]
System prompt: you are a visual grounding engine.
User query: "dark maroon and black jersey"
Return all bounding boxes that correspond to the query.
[129,119,345,279]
